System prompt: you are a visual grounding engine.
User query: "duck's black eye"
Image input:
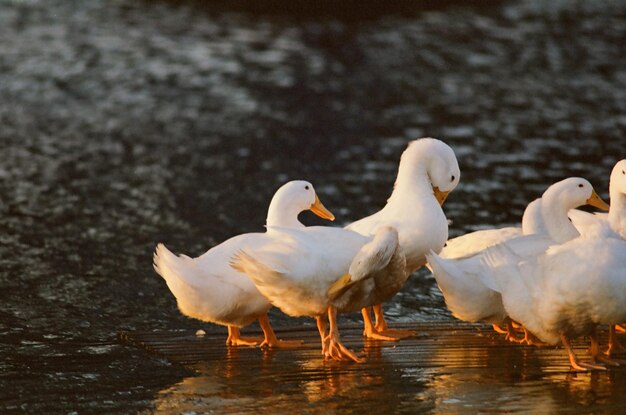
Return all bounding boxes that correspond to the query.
[578,184,583,188]
[305,185,310,190]
[451,175,455,182]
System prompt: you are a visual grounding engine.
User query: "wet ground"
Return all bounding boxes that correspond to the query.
[1,0,625,413]
[124,323,626,415]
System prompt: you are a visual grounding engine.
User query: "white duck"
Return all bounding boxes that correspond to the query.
[480,227,626,371]
[346,138,460,340]
[153,180,335,348]
[568,159,626,356]
[427,178,609,340]
[328,226,407,314]
[441,177,607,259]
[230,226,405,362]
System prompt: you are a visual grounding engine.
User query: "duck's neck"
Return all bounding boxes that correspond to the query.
[266,200,305,229]
[386,162,435,210]
[541,192,579,243]
[608,188,626,239]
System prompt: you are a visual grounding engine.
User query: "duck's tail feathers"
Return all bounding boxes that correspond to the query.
[153,243,203,289]
[153,243,175,279]
[426,250,479,296]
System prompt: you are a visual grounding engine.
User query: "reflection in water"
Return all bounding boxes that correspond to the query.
[152,342,432,413]
[150,331,626,414]
[415,338,626,414]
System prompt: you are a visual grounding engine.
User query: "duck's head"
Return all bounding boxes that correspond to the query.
[609,159,626,196]
[545,177,609,211]
[397,138,460,205]
[267,180,335,228]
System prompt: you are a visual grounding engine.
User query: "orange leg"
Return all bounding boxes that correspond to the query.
[504,320,525,343]
[325,306,364,363]
[615,324,626,333]
[361,307,398,341]
[589,328,620,366]
[561,333,606,371]
[372,304,415,339]
[522,329,548,347]
[257,314,303,348]
[605,324,626,357]
[316,315,329,355]
[492,324,508,334]
[225,326,262,347]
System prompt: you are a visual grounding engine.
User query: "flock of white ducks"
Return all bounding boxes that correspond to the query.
[153,138,626,370]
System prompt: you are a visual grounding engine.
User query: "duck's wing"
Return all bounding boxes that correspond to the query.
[328,227,403,301]
[229,250,294,302]
[367,248,408,306]
[230,243,332,317]
[233,227,370,316]
[440,227,522,259]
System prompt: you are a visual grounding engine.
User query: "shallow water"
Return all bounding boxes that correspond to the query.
[153,351,626,414]
[1,0,625,412]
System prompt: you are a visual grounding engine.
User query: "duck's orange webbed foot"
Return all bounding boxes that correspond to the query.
[226,326,262,347]
[605,325,626,357]
[257,314,304,349]
[562,333,607,372]
[361,307,399,341]
[325,306,364,363]
[371,304,415,339]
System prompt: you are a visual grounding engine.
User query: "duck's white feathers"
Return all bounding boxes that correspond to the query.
[427,250,505,323]
[520,198,543,235]
[568,210,614,239]
[482,235,626,344]
[153,239,270,327]
[430,177,605,326]
[230,226,370,317]
[348,202,448,272]
[440,196,544,261]
[153,179,332,329]
[346,138,459,272]
[440,226,522,260]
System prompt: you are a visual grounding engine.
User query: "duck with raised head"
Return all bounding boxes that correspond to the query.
[568,159,626,356]
[427,177,609,342]
[153,180,335,348]
[450,161,626,371]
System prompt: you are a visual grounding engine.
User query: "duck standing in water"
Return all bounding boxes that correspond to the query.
[429,177,609,343]
[345,138,460,340]
[231,226,406,362]
[153,180,335,348]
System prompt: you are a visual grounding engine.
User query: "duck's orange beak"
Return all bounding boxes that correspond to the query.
[586,191,610,211]
[433,186,450,206]
[310,194,335,221]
